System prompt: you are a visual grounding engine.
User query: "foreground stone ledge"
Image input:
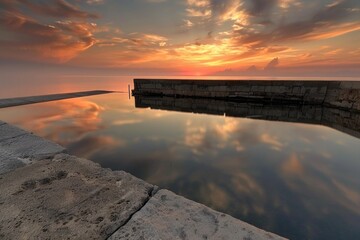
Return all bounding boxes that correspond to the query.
[0,122,65,174]
[0,153,153,240]
[109,189,285,240]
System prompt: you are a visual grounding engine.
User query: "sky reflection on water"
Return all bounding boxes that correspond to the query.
[0,93,359,240]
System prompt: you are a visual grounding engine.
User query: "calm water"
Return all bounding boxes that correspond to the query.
[0,77,359,240]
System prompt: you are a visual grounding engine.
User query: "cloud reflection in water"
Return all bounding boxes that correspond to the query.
[0,93,359,240]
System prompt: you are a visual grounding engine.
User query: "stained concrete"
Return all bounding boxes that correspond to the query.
[109,189,285,240]
[0,90,113,108]
[0,153,154,240]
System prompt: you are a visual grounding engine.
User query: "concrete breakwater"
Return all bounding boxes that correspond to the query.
[0,92,286,239]
[135,95,360,139]
[133,79,360,112]
[0,90,113,109]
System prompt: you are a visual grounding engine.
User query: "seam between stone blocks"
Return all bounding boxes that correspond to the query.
[105,186,157,239]
[0,133,29,144]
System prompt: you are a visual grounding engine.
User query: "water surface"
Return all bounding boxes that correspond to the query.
[0,77,359,240]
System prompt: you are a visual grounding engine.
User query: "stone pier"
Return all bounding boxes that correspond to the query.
[133,79,360,112]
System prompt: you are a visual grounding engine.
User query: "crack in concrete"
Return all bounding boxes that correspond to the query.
[0,133,28,144]
[106,186,155,240]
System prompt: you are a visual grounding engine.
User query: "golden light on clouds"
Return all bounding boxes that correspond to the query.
[0,0,359,75]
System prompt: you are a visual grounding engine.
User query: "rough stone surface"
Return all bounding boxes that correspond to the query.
[0,132,65,158]
[0,122,65,174]
[0,153,154,240]
[0,90,113,109]
[0,151,25,175]
[0,122,29,142]
[109,189,286,240]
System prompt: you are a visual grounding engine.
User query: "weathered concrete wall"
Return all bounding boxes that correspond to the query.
[135,96,360,139]
[0,121,285,240]
[133,79,360,112]
[324,81,360,111]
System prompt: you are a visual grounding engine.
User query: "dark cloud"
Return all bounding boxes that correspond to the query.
[0,12,96,61]
[264,57,279,70]
[246,65,259,72]
[19,0,99,19]
[312,0,351,22]
[233,0,359,47]
[245,0,278,16]
[0,0,98,61]
[208,0,238,19]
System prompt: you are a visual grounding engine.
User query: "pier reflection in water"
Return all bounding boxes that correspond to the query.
[0,93,359,240]
[135,95,360,139]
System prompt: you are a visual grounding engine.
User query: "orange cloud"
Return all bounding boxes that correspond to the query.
[18,0,99,19]
[0,0,359,73]
[0,12,96,61]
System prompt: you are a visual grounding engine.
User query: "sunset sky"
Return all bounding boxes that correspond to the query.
[0,0,359,76]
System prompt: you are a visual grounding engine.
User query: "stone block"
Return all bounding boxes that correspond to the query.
[109,189,285,240]
[0,129,65,159]
[0,151,26,175]
[251,85,265,92]
[265,86,272,93]
[0,123,65,175]
[0,123,28,142]
[292,86,301,94]
[0,154,154,240]
[142,84,156,89]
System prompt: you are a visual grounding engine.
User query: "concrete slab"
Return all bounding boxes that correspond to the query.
[109,189,286,240]
[0,122,65,174]
[0,90,113,109]
[0,153,154,240]
[0,151,25,175]
[0,133,65,159]
[0,123,29,142]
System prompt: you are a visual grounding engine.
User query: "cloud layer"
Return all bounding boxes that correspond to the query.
[0,0,97,61]
[0,0,359,74]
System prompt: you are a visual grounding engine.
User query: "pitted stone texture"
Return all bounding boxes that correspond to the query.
[0,154,153,240]
[0,122,65,174]
[109,189,286,240]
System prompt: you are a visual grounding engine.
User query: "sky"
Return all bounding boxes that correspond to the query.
[0,0,359,76]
